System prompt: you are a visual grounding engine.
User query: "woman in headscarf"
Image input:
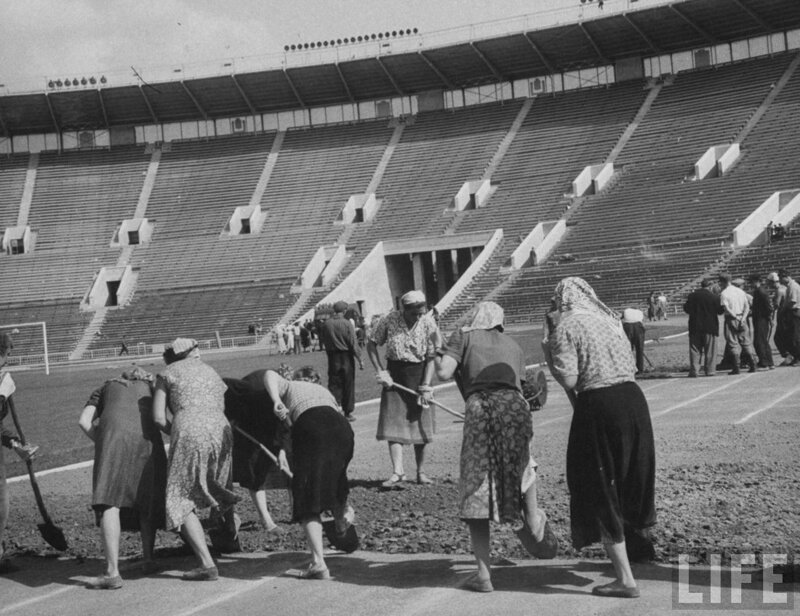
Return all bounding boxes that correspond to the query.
[223,370,289,533]
[152,338,240,581]
[78,368,167,589]
[263,366,355,580]
[433,301,557,593]
[543,277,656,599]
[366,290,440,488]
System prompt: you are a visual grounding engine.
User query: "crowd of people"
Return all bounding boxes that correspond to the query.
[683,269,800,375]
[0,280,665,600]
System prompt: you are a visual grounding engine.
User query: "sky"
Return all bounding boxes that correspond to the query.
[0,0,601,93]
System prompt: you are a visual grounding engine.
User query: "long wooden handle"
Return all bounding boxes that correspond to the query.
[6,396,53,524]
[232,423,293,479]
[390,383,465,420]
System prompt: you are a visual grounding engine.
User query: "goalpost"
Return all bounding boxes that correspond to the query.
[1,321,50,375]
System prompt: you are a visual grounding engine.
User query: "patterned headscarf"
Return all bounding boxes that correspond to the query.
[462,301,504,332]
[552,277,622,333]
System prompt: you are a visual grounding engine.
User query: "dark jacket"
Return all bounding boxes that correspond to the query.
[750,286,773,321]
[683,288,722,336]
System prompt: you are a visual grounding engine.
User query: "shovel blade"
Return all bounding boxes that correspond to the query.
[37,522,68,551]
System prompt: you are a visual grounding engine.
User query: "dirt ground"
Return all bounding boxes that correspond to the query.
[3,316,798,573]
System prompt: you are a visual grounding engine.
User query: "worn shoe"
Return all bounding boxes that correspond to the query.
[182,566,218,581]
[301,563,331,580]
[462,573,493,593]
[86,574,123,590]
[345,414,356,422]
[516,520,559,559]
[591,582,640,598]
[381,473,406,489]
[416,472,434,485]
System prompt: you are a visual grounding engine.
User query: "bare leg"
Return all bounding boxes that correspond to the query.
[465,520,491,583]
[248,489,277,530]
[388,442,404,476]
[301,515,326,569]
[604,541,637,588]
[99,507,121,577]
[413,444,426,475]
[522,473,547,542]
[180,512,215,569]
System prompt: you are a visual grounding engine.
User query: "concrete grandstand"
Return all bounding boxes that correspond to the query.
[1,0,799,367]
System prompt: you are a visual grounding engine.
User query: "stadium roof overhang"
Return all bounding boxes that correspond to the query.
[1,0,798,138]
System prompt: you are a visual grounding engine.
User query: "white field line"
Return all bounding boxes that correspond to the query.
[734,386,800,424]
[0,585,75,614]
[651,374,756,418]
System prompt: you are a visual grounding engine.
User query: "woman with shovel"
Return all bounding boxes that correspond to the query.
[0,388,39,574]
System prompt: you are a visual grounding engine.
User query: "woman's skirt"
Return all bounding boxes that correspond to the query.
[459,388,532,523]
[376,360,436,444]
[567,381,656,549]
[291,406,354,521]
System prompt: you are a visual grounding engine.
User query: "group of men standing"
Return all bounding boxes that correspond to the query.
[684,269,800,376]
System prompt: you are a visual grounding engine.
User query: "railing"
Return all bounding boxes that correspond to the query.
[4,333,287,370]
[1,0,665,94]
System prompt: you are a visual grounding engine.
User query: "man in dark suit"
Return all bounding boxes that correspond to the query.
[319,301,363,421]
[748,274,774,369]
[683,279,723,376]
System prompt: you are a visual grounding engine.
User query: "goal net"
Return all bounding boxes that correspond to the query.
[0,321,51,375]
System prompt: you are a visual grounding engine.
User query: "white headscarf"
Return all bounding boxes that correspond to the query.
[462,301,504,333]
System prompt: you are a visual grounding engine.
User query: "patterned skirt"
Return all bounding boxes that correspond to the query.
[459,388,532,522]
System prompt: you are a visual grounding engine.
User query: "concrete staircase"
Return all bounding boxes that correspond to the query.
[69,307,109,360]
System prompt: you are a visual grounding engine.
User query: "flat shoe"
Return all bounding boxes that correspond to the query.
[462,574,493,593]
[592,582,640,598]
[416,473,434,485]
[301,564,331,580]
[381,473,406,489]
[182,566,218,581]
[86,575,123,590]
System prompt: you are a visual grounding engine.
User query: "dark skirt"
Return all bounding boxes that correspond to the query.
[567,381,656,549]
[459,388,532,523]
[291,406,354,522]
[376,360,436,444]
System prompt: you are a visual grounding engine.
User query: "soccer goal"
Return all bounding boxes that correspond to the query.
[1,321,50,375]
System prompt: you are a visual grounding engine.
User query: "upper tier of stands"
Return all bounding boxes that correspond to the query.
[2,50,799,354]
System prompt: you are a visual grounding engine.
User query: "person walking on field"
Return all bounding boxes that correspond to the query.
[0,329,18,368]
[319,301,363,422]
[683,279,723,377]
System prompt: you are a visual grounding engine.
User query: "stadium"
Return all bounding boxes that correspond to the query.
[1,0,800,613]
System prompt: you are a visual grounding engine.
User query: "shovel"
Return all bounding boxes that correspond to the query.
[5,395,69,551]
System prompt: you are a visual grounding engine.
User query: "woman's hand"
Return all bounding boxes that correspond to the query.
[376,369,394,388]
[12,440,39,461]
[274,401,289,422]
[417,385,434,408]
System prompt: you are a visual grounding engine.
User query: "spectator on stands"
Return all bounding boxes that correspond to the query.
[255,320,263,337]
[777,269,800,366]
[0,329,18,368]
[621,308,646,374]
[748,274,774,370]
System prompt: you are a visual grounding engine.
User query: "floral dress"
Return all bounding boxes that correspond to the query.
[160,357,239,530]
